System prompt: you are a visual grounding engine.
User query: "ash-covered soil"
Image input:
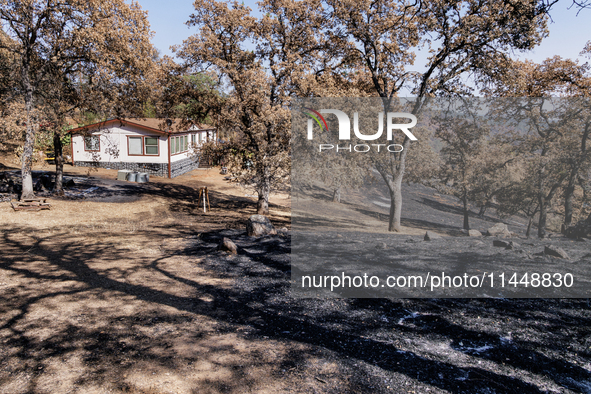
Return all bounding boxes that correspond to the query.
[0,169,147,202]
[294,181,533,237]
[292,230,591,298]
[205,231,591,393]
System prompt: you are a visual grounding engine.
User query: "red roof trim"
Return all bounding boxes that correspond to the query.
[68,118,216,135]
[120,119,171,134]
[68,118,177,135]
[68,119,120,134]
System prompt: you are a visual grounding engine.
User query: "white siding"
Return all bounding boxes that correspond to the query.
[71,122,214,166]
[72,124,169,164]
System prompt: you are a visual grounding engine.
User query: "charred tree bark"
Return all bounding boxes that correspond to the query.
[462,194,470,230]
[537,193,547,238]
[53,132,64,196]
[563,180,575,228]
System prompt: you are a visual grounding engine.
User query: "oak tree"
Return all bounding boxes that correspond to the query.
[320,0,556,231]
[0,0,156,199]
[178,0,330,214]
[486,56,591,236]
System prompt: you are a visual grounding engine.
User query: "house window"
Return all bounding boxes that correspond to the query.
[84,135,100,151]
[172,135,190,154]
[129,137,143,155]
[145,137,158,155]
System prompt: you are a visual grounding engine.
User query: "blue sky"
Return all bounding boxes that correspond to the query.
[137,0,590,63]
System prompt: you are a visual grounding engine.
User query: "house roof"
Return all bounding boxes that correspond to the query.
[68,118,215,135]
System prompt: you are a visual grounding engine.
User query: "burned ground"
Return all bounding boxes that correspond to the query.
[0,164,590,393]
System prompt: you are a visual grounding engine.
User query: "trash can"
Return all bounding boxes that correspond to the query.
[127,172,138,182]
[137,173,149,183]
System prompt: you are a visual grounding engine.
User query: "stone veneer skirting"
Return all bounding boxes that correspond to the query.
[171,156,201,178]
[74,157,200,178]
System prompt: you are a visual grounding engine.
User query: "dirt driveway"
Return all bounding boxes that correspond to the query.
[1,165,590,393]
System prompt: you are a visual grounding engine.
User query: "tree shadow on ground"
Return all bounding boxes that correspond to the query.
[415,197,501,225]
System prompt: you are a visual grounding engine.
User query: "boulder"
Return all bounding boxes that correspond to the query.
[544,245,569,259]
[424,231,442,241]
[468,229,482,237]
[246,214,276,237]
[493,240,519,250]
[493,240,511,248]
[486,223,511,237]
[219,237,238,254]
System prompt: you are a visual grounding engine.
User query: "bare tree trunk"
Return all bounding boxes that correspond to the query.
[53,131,64,196]
[386,174,403,232]
[526,214,534,238]
[564,193,574,227]
[537,194,547,238]
[375,98,420,233]
[462,194,470,230]
[21,79,35,200]
[257,176,270,215]
[564,173,577,228]
[388,189,396,231]
[332,187,341,203]
[565,123,590,227]
[478,204,487,218]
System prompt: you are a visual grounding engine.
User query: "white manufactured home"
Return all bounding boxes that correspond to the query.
[70,118,216,178]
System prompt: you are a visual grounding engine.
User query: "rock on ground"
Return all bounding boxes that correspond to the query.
[493,240,511,248]
[493,240,519,250]
[486,223,511,237]
[219,237,238,254]
[247,214,277,237]
[544,245,570,259]
[468,229,482,237]
[424,231,442,241]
